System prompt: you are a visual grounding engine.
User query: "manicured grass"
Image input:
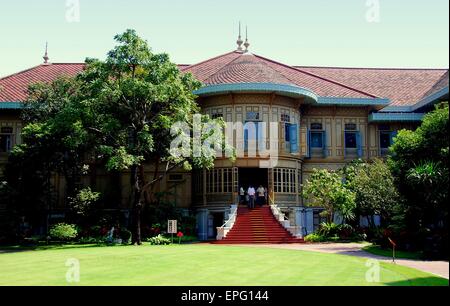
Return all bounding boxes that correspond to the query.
[0,244,447,286]
[363,245,423,260]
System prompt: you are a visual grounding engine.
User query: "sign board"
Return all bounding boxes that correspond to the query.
[168,220,177,234]
[388,237,396,247]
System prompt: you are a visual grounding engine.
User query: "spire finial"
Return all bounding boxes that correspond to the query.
[236,21,243,51]
[43,42,49,64]
[244,25,250,53]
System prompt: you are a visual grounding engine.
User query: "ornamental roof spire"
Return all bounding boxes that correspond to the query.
[236,22,243,52]
[244,25,250,53]
[43,42,49,64]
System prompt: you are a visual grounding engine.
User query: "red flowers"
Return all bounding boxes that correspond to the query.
[177,232,184,238]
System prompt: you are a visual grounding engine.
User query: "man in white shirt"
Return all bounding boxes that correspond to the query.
[247,186,256,209]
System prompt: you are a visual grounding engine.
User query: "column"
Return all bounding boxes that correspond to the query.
[305,208,314,235]
[293,207,304,238]
[196,208,209,241]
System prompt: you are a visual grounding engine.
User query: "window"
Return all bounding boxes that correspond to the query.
[273,168,296,193]
[345,132,357,148]
[345,123,357,131]
[0,127,13,153]
[310,132,323,148]
[380,132,391,149]
[212,113,223,119]
[246,112,260,121]
[244,121,260,151]
[206,168,233,194]
[281,114,290,122]
[311,123,323,130]
[285,123,291,141]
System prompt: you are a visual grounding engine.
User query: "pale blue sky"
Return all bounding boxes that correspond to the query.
[0,0,448,78]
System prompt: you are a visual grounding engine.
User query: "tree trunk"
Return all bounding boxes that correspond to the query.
[130,164,144,245]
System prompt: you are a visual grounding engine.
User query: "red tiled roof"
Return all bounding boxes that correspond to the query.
[0,63,85,102]
[421,70,449,99]
[204,53,294,85]
[294,66,448,106]
[1,53,447,107]
[183,51,377,99]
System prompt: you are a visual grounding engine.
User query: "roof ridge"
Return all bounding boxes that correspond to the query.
[295,65,449,71]
[181,50,240,72]
[253,54,380,98]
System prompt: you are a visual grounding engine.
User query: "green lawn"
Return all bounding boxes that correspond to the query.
[363,245,423,260]
[0,244,447,286]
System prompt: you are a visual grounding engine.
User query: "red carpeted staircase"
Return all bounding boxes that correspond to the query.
[215,205,304,244]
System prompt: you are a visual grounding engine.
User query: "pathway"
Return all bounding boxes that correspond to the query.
[217,242,449,279]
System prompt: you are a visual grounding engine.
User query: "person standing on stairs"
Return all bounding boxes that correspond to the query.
[247,185,256,209]
[239,187,245,205]
[257,185,265,206]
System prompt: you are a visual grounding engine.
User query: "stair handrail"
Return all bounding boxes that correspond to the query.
[269,198,302,238]
[216,204,238,240]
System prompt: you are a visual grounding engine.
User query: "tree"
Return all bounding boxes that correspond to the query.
[5,30,233,244]
[76,29,233,244]
[388,102,448,255]
[342,158,400,228]
[5,76,96,232]
[302,168,356,223]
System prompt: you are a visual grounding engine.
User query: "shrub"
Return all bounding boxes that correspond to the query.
[147,234,171,245]
[120,229,132,244]
[179,235,198,243]
[304,233,325,242]
[318,222,340,237]
[49,223,78,241]
[69,187,100,216]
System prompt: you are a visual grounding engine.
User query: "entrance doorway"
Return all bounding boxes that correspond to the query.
[208,212,225,239]
[238,168,268,192]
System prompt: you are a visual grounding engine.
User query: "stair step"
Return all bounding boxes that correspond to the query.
[218,205,304,245]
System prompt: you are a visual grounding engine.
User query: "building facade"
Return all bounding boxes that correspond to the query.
[0,45,448,240]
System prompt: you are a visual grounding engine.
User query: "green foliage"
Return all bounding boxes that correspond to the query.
[147,234,171,245]
[304,233,325,242]
[342,158,400,227]
[302,169,356,223]
[69,187,101,216]
[388,102,448,257]
[119,229,132,244]
[49,223,78,241]
[304,222,366,243]
[4,29,235,244]
[317,222,341,237]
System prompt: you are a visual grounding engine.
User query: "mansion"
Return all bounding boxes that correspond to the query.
[0,39,448,241]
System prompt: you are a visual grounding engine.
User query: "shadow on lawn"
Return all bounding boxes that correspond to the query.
[386,276,449,286]
[0,243,113,254]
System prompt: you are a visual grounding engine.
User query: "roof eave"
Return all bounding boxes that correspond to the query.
[411,86,449,112]
[193,83,319,102]
[0,102,23,110]
[194,83,388,106]
[368,112,425,123]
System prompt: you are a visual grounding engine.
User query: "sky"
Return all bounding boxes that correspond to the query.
[0,0,448,78]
